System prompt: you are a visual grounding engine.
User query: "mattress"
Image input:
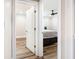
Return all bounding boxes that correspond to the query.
[43,30,57,38]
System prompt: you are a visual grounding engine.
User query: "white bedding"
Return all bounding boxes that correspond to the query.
[42,30,57,39]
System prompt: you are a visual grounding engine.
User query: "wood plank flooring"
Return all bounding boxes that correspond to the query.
[16,38,57,59]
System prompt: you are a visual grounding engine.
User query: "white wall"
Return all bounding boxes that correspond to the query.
[42,0,58,30]
[43,0,58,16]
[4,0,11,59]
[61,0,75,59]
[15,2,39,38]
[16,13,26,38]
[44,15,58,30]
[15,2,31,38]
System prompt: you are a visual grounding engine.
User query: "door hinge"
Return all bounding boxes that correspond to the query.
[34,27,36,30]
[34,45,36,48]
[34,10,36,13]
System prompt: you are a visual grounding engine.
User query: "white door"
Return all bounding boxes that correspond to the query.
[25,6,36,53]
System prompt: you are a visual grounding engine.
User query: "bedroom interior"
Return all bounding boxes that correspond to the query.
[42,0,58,59]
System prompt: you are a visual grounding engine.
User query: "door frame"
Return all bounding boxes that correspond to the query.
[11,0,39,59]
[11,0,75,59]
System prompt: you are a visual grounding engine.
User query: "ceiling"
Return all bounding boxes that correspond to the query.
[15,1,32,14]
[16,0,38,14]
[16,3,31,12]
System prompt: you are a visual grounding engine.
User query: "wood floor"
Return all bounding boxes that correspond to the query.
[16,38,57,59]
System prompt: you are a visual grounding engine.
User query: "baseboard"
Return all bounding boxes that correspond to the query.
[16,35,26,39]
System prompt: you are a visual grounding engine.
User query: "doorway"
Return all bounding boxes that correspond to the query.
[12,0,60,59]
[40,0,58,59]
[13,0,60,59]
[15,0,38,59]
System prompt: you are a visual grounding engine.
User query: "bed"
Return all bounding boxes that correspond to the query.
[42,30,57,46]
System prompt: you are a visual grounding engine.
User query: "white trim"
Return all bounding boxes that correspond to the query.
[38,0,44,57]
[12,0,39,59]
[11,0,16,59]
[57,0,61,59]
[35,2,39,56]
[16,35,26,39]
[61,0,75,59]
